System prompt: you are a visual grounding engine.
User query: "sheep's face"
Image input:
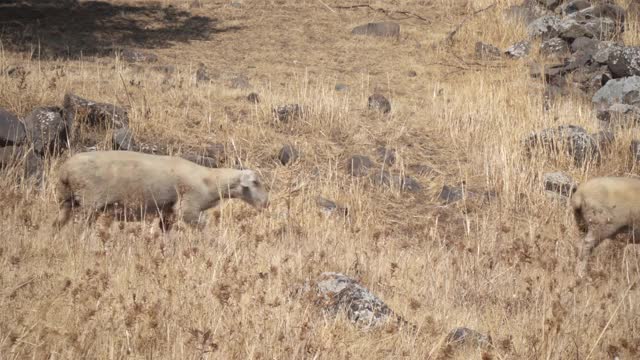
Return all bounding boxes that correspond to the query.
[237,170,269,209]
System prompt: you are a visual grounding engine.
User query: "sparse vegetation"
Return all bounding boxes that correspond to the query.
[1,0,640,359]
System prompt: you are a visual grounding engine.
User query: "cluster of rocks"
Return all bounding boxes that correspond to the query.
[487,0,640,199]
[295,272,491,349]
[0,92,226,182]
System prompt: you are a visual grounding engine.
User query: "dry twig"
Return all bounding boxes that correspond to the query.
[333,4,430,23]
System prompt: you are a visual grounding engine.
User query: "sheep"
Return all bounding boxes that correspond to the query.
[570,176,640,277]
[52,150,269,232]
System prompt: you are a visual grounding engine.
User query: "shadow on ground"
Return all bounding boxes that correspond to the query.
[0,0,241,60]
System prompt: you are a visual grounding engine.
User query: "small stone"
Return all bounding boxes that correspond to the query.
[346,155,374,177]
[368,94,391,114]
[375,146,396,166]
[335,83,349,91]
[438,184,464,204]
[277,144,299,165]
[351,22,400,38]
[527,15,561,39]
[505,40,531,58]
[247,92,260,103]
[446,327,492,348]
[543,172,576,197]
[407,70,417,77]
[475,41,502,59]
[196,63,211,84]
[273,104,303,122]
[112,127,136,151]
[316,196,349,217]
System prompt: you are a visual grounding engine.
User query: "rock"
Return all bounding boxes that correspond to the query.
[63,93,129,129]
[570,37,600,55]
[273,104,303,122]
[543,172,576,198]
[23,106,69,156]
[570,65,612,94]
[370,171,422,193]
[0,108,26,146]
[351,22,400,38]
[181,154,218,168]
[346,155,374,177]
[407,70,417,77]
[536,0,561,10]
[540,37,569,57]
[375,146,395,166]
[247,92,260,103]
[315,196,348,217]
[593,42,623,64]
[558,13,618,41]
[367,94,391,114]
[529,62,567,81]
[195,63,211,84]
[438,184,465,204]
[585,4,626,33]
[527,15,561,39]
[112,127,136,151]
[335,84,349,91]
[631,139,640,162]
[120,48,158,63]
[607,47,640,78]
[0,145,43,180]
[445,327,492,348]
[597,103,640,128]
[558,0,592,15]
[523,125,600,166]
[277,144,299,165]
[592,76,640,107]
[505,40,531,58]
[229,74,251,89]
[308,272,408,328]
[475,42,502,59]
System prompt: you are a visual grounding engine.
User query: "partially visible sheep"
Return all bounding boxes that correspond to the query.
[570,176,640,277]
[52,150,269,232]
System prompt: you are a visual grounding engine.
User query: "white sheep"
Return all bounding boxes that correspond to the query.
[52,150,269,231]
[570,176,640,277]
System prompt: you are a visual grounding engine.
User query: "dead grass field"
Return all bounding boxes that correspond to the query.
[1,0,640,359]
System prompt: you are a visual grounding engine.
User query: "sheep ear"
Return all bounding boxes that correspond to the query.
[239,170,256,187]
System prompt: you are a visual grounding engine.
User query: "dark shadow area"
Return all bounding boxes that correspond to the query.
[0,0,241,60]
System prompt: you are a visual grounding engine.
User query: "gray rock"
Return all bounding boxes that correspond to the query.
[558,0,592,15]
[375,146,395,166]
[559,12,618,41]
[120,48,158,63]
[597,103,640,128]
[523,125,600,166]
[247,92,260,103]
[438,184,465,204]
[351,22,400,38]
[63,93,129,129]
[370,171,422,193]
[0,145,43,180]
[181,154,218,168]
[536,0,561,10]
[316,196,348,217]
[230,74,251,89]
[196,64,211,84]
[309,272,408,328]
[446,327,492,348]
[540,37,569,57]
[475,42,502,59]
[593,42,623,64]
[607,47,640,78]
[23,106,69,156]
[0,108,26,146]
[592,76,640,107]
[407,70,417,77]
[570,65,612,94]
[529,62,566,82]
[335,83,349,91]
[273,104,303,122]
[570,37,600,55]
[543,172,576,197]
[527,15,561,39]
[346,155,374,177]
[278,144,299,165]
[367,94,391,114]
[112,127,136,151]
[505,40,531,58]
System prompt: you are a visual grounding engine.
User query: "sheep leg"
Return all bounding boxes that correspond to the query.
[52,200,74,230]
[173,195,205,229]
[576,231,602,278]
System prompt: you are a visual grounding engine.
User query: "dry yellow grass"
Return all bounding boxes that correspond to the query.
[1,0,640,359]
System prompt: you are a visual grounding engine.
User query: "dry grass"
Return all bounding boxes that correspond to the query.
[1,0,640,359]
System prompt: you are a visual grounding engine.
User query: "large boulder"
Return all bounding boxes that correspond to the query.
[0,145,43,180]
[23,106,69,156]
[63,93,129,129]
[592,76,640,107]
[0,108,26,146]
